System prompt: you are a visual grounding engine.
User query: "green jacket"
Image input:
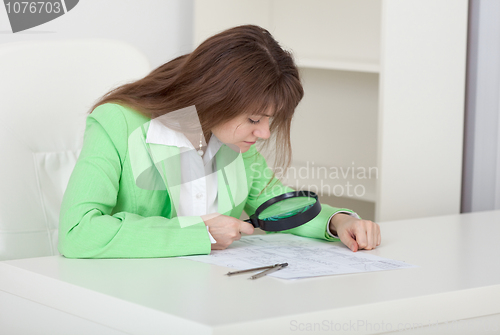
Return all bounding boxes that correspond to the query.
[58,103,352,258]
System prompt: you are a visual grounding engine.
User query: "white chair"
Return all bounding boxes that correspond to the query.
[0,39,150,260]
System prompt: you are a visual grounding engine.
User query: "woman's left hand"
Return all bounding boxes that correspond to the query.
[329,213,381,252]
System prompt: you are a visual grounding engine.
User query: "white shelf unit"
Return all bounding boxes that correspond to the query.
[296,58,380,73]
[194,0,468,222]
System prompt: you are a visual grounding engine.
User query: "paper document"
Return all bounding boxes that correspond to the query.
[184,234,417,279]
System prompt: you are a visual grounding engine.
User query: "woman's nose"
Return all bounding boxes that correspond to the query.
[254,120,271,139]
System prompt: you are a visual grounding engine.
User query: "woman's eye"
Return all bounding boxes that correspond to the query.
[249,118,260,124]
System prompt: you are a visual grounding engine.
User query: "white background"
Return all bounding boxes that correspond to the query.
[0,0,194,68]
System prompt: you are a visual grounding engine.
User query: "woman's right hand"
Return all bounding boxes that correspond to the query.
[201,213,254,250]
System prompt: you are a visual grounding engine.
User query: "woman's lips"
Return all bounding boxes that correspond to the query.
[244,141,256,144]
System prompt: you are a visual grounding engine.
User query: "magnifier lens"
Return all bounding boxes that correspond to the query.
[258,196,317,221]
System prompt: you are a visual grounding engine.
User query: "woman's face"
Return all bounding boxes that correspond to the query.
[211,111,273,152]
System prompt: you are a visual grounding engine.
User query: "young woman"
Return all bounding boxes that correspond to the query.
[58,25,380,258]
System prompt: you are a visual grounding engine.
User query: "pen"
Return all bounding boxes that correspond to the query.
[225,263,288,279]
[249,263,288,280]
[225,263,283,276]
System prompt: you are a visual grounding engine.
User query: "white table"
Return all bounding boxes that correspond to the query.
[1,210,500,335]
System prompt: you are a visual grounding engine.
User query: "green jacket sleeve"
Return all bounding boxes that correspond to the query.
[242,147,357,241]
[58,105,211,258]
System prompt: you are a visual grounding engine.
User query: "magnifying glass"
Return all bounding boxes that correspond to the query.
[244,191,321,231]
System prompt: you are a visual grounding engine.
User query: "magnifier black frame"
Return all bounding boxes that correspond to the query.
[245,191,321,232]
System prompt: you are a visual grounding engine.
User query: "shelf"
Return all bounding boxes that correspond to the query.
[290,68,379,174]
[295,57,380,73]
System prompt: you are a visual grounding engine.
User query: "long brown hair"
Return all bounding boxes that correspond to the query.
[91,24,303,179]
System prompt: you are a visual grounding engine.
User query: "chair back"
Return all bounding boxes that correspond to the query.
[0,39,150,260]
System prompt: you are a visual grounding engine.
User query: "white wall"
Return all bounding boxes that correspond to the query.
[462,0,500,213]
[0,0,194,69]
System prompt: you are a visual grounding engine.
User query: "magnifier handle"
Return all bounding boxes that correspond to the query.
[244,218,259,228]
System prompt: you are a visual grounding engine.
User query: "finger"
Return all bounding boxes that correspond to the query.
[354,224,369,250]
[367,221,378,250]
[211,244,225,250]
[373,223,380,247]
[340,231,359,252]
[212,240,230,250]
[239,221,255,235]
[371,226,377,249]
[377,224,381,246]
[362,222,375,250]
